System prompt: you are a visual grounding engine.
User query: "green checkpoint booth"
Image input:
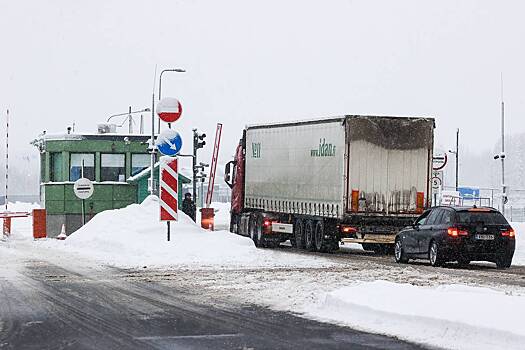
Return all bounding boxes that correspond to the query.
[35,132,191,237]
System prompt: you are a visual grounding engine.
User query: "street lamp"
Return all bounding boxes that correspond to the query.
[448,128,459,192]
[107,107,151,133]
[148,68,186,196]
[158,68,186,133]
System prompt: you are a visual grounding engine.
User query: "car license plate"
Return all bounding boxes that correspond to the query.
[475,234,494,240]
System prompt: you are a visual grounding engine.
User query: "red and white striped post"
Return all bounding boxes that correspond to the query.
[159,156,178,241]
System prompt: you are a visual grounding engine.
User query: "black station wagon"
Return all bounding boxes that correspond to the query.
[394,206,515,269]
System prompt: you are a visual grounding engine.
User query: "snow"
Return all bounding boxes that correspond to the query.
[510,221,525,265]
[3,200,525,349]
[39,196,337,269]
[305,280,525,350]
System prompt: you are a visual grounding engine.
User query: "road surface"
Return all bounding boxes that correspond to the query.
[0,254,427,350]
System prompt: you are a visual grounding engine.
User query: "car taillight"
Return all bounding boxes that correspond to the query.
[502,229,515,238]
[448,227,468,237]
[341,225,357,233]
[263,219,272,228]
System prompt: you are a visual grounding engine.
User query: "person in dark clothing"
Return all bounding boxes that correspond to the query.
[182,192,196,221]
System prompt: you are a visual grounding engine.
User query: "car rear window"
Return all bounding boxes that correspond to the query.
[456,211,509,225]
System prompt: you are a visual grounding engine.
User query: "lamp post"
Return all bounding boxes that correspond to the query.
[494,82,506,214]
[448,128,459,192]
[158,68,185,132]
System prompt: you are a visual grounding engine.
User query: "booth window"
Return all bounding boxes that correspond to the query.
[70,153,95,181]
[131,154,150,176]
[101,153,126,182]
[49,152,63,182]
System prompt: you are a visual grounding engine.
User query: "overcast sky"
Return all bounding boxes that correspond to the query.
[1,0,524,176]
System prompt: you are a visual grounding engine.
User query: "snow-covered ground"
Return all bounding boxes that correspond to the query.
[306,281,525,350]
[3,200,525,349]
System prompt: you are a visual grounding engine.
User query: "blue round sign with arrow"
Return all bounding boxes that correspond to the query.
[156,129,183,156]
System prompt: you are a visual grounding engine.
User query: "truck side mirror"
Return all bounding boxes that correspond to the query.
[224,161,235,189]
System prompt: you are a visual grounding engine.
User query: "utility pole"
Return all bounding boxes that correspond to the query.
[493,75,507,214]
[149,67,157,195]
[455,128,459,191]
[500,75,507,215]
[448,128,459,192]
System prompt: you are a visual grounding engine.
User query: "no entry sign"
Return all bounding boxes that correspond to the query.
[73,178,94,200]
[157,97,182,123]
[159,156,178,222]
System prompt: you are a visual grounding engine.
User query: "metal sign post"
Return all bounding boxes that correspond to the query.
[74,161,94,227]
[156,96,184,241]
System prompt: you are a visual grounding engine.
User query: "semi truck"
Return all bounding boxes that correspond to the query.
[224,115,435,253]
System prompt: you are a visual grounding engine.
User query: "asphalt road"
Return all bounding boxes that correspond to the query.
[0,257,428,350]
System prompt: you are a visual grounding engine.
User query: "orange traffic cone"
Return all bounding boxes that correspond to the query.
[57,224,67,240]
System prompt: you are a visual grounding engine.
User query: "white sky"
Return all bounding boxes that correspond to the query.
[1,0,524,177]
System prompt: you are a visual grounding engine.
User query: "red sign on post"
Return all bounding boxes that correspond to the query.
[159,157,178,221]
[157,97,183,123]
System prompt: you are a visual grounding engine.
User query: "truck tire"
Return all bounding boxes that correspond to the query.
[294,219,305,249]
[249,214,265,248]
[255,214,268,248]
[304,219,315,251]
[314,221,323,252]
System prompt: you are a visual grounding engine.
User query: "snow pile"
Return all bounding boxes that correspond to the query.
[510,222,525,266]
[308,280,525,350]
[53,196,336,269]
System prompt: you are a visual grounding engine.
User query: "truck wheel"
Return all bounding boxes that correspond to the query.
[314,221,326,252]
[249,214,258,246]
[294,219,305,249]
[304,219,315,251]
[255,214,267,248]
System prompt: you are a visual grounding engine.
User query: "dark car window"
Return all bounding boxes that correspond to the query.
[415,210,430,225]
[425,209,442,225]
[456,211,509,225]
[439,209,454,225]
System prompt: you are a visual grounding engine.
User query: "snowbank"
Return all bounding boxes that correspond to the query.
[308,280,525,350]
[510,222,525,266]
[47,196,337,269]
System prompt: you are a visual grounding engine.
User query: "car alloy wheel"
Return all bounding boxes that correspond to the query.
[394,239,408,263]
[395,241,402,261]
[429,241,444,267]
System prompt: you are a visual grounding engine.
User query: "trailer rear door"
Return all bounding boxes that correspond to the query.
[346,116,434,214]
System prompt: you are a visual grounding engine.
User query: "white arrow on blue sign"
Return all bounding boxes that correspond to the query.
[156,129,183,156]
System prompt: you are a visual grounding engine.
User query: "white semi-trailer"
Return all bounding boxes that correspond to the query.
[225,115,435,253]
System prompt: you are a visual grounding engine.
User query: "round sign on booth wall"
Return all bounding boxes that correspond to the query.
[74,177,94,200]
[157,97,182,123]
[156,129,183,156]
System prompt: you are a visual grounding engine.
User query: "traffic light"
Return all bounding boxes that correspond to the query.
[193,130,206,150]
[192,129,207,207]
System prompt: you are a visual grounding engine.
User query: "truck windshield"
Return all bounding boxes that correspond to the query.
[456,211,508,225]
